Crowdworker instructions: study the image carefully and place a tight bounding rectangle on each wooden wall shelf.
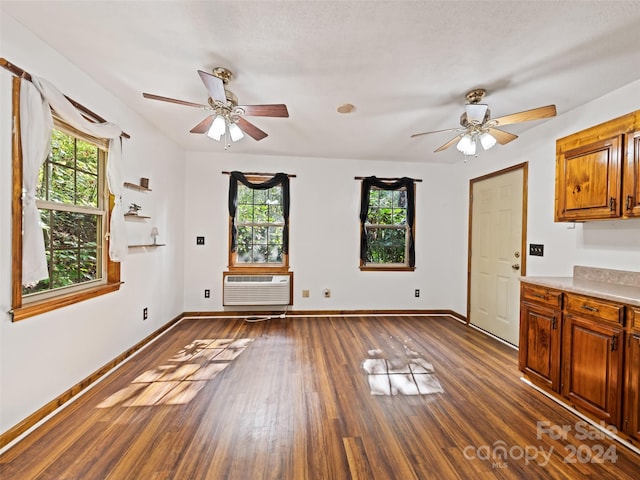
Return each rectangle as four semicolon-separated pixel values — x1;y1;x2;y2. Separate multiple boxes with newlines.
124;182;152;192
124;213;150;219
128;244;166;248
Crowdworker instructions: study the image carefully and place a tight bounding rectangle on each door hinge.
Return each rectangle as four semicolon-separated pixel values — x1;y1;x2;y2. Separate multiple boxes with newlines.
611;334;618;351
551;316;557;330
609;197;616;211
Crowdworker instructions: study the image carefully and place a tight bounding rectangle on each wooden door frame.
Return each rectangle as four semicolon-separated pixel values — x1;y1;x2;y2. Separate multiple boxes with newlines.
466;162;529;325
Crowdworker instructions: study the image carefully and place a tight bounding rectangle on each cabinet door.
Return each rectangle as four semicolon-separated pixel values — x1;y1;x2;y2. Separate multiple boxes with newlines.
562;314;623;426
555;135;623;221
624;333;640;441
623;130;640;217
519;302;561;391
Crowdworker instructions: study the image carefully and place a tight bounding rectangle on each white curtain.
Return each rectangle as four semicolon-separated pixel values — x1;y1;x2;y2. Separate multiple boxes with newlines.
20;79;52;286
20;76;128;285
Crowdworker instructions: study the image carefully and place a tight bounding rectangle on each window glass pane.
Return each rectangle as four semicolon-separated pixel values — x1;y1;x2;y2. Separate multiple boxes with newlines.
237;226;253;248
50;130;75;167
75;140;98;173
253;189;268;204
237;185;253;205
268;187;283;206
79;248;99;282
49;164;75;204
269;205;283;223
267;226;283;245
237;205;253;223
366;227;407;264
76;171;98;207
379;190;393;207
52;210;79;248
51;249;79;288
393;208;407;224
252;245;268;263
253;204;269;223
253;226;268;245
267;245;283;263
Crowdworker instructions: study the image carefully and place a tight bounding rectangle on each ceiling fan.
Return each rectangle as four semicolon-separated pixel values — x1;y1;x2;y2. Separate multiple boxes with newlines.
143;67;288;146
411;88;556;155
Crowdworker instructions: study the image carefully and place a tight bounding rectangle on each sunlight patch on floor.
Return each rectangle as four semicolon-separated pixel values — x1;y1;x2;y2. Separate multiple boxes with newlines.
96;338;253;408
362;348;444;396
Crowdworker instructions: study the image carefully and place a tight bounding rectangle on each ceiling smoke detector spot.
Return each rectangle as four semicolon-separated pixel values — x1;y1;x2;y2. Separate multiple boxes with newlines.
337;103;355;114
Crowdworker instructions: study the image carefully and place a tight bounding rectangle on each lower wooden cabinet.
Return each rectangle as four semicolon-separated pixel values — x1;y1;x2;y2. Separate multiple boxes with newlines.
624;308;640;441
520;283;639;441
561;313;624;426
519;301;562;392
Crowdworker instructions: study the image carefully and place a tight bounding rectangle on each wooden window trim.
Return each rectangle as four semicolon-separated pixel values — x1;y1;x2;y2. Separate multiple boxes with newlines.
10;77;121;322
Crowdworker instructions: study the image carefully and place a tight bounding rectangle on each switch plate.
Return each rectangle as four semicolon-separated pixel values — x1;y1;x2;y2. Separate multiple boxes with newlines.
196;236;205;245
302;290;310;298
529;244;544;256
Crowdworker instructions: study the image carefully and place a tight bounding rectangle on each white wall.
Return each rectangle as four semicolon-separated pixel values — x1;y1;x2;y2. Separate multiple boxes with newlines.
183;153;462;313
0;15;186;434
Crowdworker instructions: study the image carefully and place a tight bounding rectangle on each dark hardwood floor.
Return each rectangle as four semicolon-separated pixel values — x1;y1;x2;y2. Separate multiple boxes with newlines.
1;315;639;479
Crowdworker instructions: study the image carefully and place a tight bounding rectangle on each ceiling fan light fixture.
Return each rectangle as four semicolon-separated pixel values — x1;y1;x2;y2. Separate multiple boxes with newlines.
479;131;497;150
465;104;488;123
456;134;476;155
228;122;244;142
207;115;227;140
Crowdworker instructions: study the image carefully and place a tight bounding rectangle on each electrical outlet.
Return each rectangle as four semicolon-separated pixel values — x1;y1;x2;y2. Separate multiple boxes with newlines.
204;289;210;298
415;289;420;298
529;244;544;256
302;289;310;298
143;307;148;320
323;289;331;298
196;236;205;245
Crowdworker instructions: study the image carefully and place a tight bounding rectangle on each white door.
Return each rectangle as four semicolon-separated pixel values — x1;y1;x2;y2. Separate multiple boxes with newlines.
469;167;524;345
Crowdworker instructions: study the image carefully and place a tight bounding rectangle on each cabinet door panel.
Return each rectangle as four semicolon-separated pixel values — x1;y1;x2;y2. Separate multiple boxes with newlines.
623;130;640;217
563;315;623;425
519;302;561;391
556;136;622;221
625;334;640;440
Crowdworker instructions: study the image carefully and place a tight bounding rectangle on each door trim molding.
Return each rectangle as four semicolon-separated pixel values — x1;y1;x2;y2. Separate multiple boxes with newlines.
466;162;529;325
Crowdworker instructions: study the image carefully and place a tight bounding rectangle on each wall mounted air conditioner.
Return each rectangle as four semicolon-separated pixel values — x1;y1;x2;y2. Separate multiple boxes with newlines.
223;274;291;306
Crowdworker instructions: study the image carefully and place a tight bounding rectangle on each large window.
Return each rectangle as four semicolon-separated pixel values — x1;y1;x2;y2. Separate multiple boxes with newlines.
11;77;121;321
228;172;290;270
359;177;416;271
24;122;108;297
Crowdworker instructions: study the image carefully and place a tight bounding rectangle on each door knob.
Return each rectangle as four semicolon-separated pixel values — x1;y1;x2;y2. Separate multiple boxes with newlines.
512;264;520;271
514;251;520;258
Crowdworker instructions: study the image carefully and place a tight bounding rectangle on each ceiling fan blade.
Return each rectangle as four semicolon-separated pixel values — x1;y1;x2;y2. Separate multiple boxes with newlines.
487;127;518;145
197;70;227;103
190;115;214;134
236;117;268;141
410;127;463;139
434;134;464;152
143;92;207;109
239;104;289;118
491;105;557;127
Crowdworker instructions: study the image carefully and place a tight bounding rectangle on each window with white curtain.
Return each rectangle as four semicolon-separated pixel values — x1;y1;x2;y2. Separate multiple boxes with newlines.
23;119;109;299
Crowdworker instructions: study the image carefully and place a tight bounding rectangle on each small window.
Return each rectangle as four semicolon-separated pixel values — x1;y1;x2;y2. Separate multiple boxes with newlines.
359;177;416;271
23;121;109;299
228;172;290;270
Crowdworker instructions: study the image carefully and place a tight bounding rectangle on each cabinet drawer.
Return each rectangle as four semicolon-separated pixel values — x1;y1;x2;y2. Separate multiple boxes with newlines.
628;307;640;334
565;292;623;324
521;283;563;308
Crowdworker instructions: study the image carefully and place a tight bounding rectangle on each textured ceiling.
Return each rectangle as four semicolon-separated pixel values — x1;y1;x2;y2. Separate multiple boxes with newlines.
2;0;640;163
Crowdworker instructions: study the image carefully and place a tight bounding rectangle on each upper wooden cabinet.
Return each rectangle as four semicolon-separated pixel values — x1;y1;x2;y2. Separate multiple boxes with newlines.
555;111;640;221
624;130;640;217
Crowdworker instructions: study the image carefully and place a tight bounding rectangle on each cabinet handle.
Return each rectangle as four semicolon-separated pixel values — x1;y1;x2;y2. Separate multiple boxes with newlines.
627;195;634;211
532;293;547;300
609;197;616;211
611;334;618;351
581;305;598;313
552;317;557;330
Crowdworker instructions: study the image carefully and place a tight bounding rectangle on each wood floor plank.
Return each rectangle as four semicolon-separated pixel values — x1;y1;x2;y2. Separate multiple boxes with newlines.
1;315;639;479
